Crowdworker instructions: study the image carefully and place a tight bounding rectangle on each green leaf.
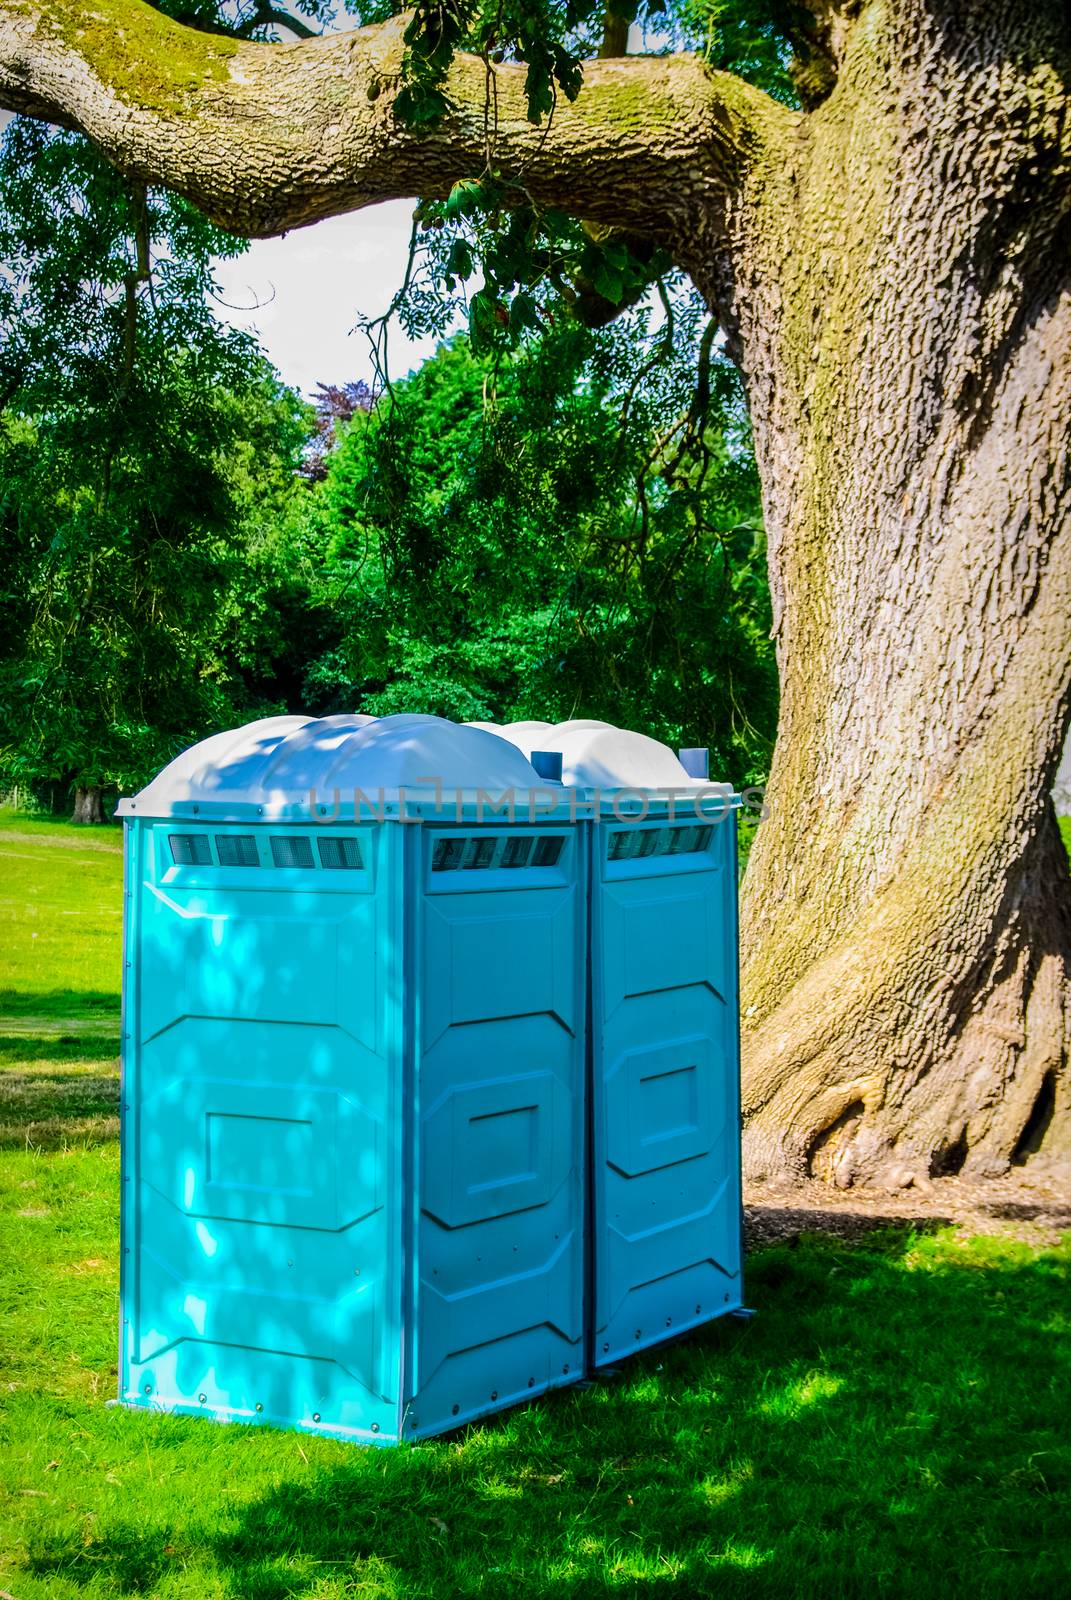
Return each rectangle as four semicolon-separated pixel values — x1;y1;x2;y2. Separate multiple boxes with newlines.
447;239;474;280
445;180;485;219
591;262;626;303
509;292;539;334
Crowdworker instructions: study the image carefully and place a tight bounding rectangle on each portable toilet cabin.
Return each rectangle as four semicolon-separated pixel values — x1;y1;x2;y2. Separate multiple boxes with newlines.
495;721;744;1366
115;714;586;1442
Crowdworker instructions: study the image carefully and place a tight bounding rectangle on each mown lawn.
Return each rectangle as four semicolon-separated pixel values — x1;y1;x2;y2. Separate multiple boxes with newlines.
1;811;1069;1598
0;809;122;1030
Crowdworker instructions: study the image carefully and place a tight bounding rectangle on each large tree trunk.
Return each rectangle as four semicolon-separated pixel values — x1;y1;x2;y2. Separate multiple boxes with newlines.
696;0;1071;1185
1;0;1068;1184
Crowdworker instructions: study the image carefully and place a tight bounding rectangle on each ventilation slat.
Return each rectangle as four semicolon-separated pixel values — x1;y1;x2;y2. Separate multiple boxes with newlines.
270;835;314;869
431;838;465;872
215;834;259;867
501;836;533;869
607;825;713;861
169;833;211;866
463;838;498;870
431;834;565;872
317;836;362;870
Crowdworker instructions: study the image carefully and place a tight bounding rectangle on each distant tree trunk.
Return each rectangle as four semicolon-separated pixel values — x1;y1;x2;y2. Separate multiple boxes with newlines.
71;785;106;825
713;0;1071;1185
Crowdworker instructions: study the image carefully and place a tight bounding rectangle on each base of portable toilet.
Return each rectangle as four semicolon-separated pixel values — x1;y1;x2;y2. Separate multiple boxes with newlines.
115;716;587;1443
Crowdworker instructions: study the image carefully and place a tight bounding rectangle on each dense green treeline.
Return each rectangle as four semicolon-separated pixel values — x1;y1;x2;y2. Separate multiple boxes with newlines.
0;116;778;815
302;326;777;783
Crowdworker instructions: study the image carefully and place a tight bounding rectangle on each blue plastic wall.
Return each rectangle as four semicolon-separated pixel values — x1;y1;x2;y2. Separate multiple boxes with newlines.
119;816;586;1442
119;820;405;1441
120;803;740;1439
589;810;743;1366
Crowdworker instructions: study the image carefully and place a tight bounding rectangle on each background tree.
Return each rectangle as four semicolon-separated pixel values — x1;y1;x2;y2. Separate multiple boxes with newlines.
0;119;314;816
1;0;1067;1182
304;378;375;482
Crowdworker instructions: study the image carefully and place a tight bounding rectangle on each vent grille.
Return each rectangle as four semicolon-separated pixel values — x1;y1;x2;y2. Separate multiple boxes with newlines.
532;835;564;867
169;833;211;866
317;836;363;870
431;834;566;872
270;835;314;869
215;834;259;867
466;838;497;870
608;825;712;862
501;835;533;869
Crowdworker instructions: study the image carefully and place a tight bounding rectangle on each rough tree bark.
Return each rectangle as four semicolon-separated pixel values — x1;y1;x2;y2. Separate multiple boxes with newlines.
1;0;1067;1183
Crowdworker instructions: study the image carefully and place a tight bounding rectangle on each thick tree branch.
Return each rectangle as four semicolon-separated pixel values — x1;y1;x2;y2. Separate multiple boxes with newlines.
0;0;791;240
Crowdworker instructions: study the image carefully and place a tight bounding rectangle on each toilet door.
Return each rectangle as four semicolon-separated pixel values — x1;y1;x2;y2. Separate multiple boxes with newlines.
407;824;586;1436
590;813;742;1366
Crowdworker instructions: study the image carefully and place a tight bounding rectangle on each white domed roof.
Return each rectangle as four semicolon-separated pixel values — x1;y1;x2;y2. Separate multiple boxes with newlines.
480;720;553;755
551;719;613;735
487;719;713;789
554;726;696;788
129;715;313;799
119;711;732;820
118;713;546;819
343;715;544;791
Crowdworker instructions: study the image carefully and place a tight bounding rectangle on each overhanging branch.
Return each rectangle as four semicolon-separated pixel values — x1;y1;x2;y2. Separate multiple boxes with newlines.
0;0;792;240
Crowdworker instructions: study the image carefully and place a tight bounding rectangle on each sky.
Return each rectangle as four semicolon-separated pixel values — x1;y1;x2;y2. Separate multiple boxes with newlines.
211;202;447;398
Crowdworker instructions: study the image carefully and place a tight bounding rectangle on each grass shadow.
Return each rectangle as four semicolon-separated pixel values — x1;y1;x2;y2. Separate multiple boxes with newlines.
0;1035;120;1064
25;1520;175;1593
18;1228;1069;1599
0;989;120;1027
0;1033;119;1148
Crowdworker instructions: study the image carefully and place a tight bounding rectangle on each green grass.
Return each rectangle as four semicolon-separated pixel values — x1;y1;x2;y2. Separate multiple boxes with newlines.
1;812;1070;1598
0;809;122;1029
1060;814;1071;865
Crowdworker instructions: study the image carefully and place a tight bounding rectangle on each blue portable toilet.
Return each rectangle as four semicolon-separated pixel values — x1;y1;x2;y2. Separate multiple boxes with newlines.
115;714;587;1442
495;720;744;1366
